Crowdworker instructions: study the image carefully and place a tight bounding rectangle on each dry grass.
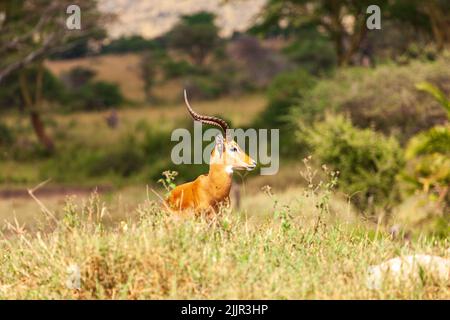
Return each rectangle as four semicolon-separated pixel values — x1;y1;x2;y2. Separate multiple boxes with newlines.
0;186;448;299
46;54;146;102
0;165;448;299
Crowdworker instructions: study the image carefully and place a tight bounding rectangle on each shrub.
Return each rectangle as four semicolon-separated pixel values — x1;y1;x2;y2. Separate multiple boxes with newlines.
100;35;161;54
282;31;336;76
405;125;450;158
39;123;191;184
41;141;144;183
71;81;124;111
402;124;450;206
401;82;450;206
294;58;450;144
61;67;96;90
255;69;316;157
184;74;229;100
305;114;404;212
227;35;288;88
0;122;14;146
0;67;69;110
260;69;316;128
162;59;198;79
167;11;219;66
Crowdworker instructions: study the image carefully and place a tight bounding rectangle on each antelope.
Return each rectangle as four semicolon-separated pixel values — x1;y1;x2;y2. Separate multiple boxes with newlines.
166;90;257;215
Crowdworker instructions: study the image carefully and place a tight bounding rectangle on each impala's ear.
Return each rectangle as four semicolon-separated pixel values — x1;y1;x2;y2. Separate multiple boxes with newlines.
215;134;224;157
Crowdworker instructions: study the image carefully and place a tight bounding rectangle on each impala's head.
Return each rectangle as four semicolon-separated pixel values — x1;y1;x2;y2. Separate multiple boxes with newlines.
184;90;256;173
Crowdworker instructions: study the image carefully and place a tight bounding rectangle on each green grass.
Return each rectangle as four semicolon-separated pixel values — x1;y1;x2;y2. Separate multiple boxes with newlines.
0;179;448;299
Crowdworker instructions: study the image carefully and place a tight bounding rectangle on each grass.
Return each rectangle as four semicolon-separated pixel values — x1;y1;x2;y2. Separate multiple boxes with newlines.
46;54;146;102
0;166;448;299
1;192;448;299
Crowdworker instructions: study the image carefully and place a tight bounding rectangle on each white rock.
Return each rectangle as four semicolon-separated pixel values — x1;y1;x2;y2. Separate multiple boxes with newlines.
366;255;450;290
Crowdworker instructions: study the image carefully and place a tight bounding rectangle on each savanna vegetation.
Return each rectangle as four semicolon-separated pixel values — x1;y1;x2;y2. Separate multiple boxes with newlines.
0;0;449;299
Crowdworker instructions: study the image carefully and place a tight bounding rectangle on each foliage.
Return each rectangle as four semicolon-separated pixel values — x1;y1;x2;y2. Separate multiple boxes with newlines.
100;36;163;55
61;67;96;90
0;66;68;110
305;114;404;212
0;122;14;146
161;59;199;79
184;74;229;100
251;0;450;65
293;59;450;143
282;28;336;75
251;0;389;66
406;126;450;158
0;0;106;82
58;67;124;111
40;125;168;182
402;82;450;206
254;69;316;157
167;11;220;66
415;81;450;119
227;35;288;88
260;69;316;128
72;81;124;111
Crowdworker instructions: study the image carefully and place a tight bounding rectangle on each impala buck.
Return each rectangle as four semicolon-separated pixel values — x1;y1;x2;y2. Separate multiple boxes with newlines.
166;90;257;215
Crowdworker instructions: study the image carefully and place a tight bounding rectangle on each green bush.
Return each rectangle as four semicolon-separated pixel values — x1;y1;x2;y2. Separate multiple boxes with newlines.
184;74;229;100
306;114;404;212
0;67;69;111
162;60;198;79
282;31;336;76
260;69;316;128
39;123;199;184
401;82;450;206
71;81;124;111
402;125;450;205
100;35;161;54
294;58;450;144
0;122;14;146
255;69;316;157
405;125;450;158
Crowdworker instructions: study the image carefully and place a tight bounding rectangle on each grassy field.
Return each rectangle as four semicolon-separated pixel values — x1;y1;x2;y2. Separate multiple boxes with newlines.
0;178;448;299
0;160;448;299
46;54;146;102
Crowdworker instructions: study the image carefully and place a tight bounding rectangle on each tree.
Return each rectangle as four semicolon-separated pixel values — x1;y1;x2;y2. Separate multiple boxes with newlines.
167;11;220;66
391;0;450;51
251;0;389;66
251;0;450;65
0;0;110;151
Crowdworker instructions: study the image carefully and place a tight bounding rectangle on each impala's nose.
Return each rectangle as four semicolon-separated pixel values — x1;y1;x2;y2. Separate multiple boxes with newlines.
247;160;257;171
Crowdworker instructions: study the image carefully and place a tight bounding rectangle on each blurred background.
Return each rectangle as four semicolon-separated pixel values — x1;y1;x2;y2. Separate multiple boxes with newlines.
0;0;449;236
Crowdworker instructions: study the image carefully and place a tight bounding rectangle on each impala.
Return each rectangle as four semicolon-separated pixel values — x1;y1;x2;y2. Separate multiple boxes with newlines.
166;90;257;215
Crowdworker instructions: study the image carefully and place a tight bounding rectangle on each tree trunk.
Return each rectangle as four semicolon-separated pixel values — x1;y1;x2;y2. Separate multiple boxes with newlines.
424;1;450;51
19;65;54;152
30;110;54;151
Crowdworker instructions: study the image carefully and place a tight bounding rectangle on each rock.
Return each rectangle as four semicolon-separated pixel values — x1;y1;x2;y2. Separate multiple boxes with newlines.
366;254;450;290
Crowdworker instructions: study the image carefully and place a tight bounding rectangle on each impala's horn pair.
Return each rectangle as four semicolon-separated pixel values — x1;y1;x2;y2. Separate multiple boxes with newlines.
184;89;231;140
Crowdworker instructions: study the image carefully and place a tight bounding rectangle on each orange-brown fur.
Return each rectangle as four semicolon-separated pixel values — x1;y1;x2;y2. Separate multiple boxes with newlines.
166;140;255;215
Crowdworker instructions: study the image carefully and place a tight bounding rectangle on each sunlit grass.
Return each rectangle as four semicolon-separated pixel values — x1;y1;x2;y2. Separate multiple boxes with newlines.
0;190;448;299
0;165;448;299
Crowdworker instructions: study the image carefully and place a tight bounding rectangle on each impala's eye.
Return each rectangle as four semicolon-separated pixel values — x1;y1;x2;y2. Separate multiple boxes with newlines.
230;147;238;152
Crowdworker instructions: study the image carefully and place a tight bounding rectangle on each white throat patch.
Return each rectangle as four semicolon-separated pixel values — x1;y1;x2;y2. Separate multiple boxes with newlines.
225;165;233;174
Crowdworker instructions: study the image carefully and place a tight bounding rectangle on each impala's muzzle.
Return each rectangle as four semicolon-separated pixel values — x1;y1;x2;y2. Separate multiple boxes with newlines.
246;160;257;171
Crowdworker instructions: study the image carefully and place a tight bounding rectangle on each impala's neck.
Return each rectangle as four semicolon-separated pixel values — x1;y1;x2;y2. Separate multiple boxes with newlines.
207;163;233;201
